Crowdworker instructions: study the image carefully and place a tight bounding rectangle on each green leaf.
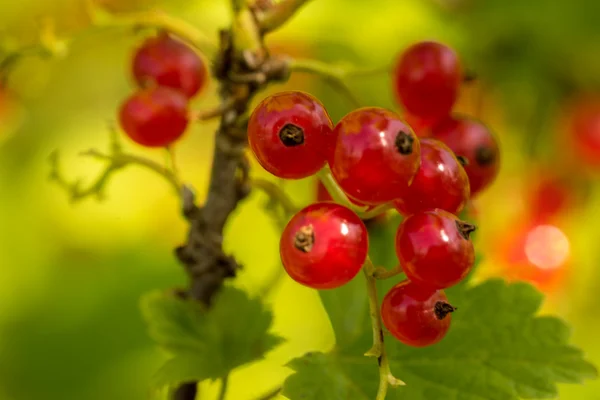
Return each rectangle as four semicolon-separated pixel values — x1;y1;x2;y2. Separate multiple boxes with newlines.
141;286;284;387
284;278;597;399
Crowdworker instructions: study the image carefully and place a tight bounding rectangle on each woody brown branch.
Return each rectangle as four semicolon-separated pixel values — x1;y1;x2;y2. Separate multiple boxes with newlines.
175;31;289;306
172;2;309;398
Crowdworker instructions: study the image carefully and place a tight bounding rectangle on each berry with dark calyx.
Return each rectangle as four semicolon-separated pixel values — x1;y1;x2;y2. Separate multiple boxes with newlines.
381;280;454;347
330;107;421;205
119;86;189;147
432;115;500;196
396;209;476;289
394;138;470;216
132;32;208;98
280;202;368;289
248;91;334;179
393;41;462;122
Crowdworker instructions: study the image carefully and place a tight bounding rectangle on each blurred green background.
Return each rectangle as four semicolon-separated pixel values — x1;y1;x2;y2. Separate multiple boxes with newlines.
1;0;600;399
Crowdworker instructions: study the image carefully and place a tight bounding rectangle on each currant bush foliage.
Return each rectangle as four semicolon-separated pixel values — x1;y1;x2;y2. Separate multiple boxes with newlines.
282;221;597;399
141;287;284;387
284;277;597;400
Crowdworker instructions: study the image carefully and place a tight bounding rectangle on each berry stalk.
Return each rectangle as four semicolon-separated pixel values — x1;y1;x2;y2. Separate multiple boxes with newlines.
363;258;404;399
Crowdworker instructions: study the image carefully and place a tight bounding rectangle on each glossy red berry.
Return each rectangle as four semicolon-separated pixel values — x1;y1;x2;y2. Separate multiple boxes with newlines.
396;209;476;289
248;91;334;179
330;107;421;204
431;115;500;196
381;280;454;347
393;41;462;122
133;32;207;98
280;202;368;289
394;138;470;216
119;86;189;147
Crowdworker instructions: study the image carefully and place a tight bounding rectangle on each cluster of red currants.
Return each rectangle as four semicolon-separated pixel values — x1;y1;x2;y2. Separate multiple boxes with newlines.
248;41;499;348
118;32;208;147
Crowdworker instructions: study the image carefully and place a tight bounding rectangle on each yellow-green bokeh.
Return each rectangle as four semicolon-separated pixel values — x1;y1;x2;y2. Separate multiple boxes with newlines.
0;0;599;399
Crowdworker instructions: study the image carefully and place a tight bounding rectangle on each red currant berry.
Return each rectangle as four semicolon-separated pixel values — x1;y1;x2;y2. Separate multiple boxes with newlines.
565;96;600;167
133;32;207;98
431;115;500;196
248;91;334;179
404;112;435;138
330;107;421;204
119;86;189;147
381;280;454;347
393;138;470;216
396;209;476;289
280;202;368;289
393;41;462;122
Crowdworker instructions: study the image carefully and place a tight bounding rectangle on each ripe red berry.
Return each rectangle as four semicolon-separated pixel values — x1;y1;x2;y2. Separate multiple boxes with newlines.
381;280;454;347
393;138;470;216
564;96;600;167
248;91;334;179
330;107;421;204
119;86;189;147
133;32;207;98
431;115;500;196
396;209;476;289
280;202;368;289
393;41;462;122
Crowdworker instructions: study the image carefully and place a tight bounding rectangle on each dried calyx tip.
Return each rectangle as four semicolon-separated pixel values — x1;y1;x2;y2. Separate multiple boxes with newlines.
395;131;414;155
294;224;315;252
475;146;496;166
455;220;477;240
434;301;456;320
456;155;469;166
279;123;304;147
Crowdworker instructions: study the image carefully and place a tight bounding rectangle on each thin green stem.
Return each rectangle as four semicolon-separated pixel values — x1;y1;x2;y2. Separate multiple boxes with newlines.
250;178;298;215
345;64;392;77
315;167;368;213
166;146;182;187
288;58;361;108
372;265;403;280
315;167;395;220
363;258;405;400
359;203;393;220
217;374;229;400
82;149;181;195
49;132;182;203
249;179;297;297
86;0;216;57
